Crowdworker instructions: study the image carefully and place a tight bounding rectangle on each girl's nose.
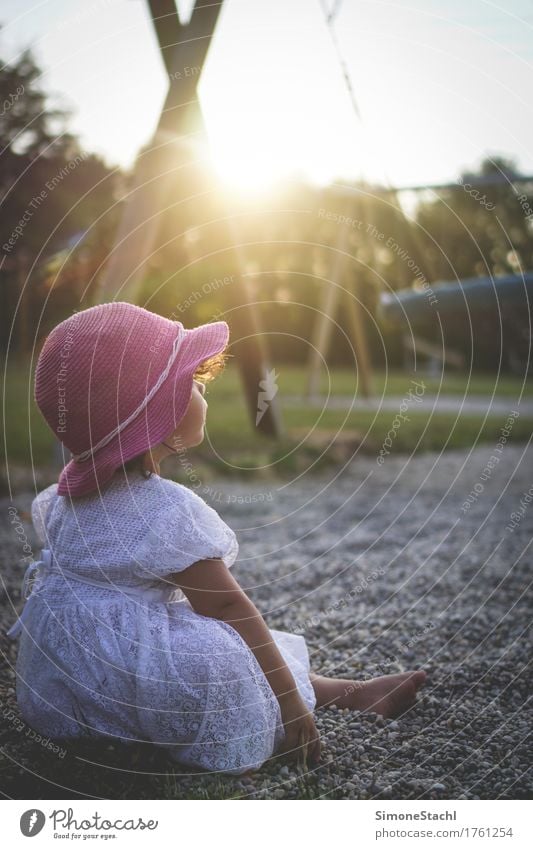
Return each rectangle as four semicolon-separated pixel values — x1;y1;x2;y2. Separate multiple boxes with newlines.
196;380;206;396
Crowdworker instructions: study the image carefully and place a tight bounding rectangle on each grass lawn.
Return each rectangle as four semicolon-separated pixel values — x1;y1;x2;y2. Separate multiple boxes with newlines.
275;366;533;401
2;359;531;473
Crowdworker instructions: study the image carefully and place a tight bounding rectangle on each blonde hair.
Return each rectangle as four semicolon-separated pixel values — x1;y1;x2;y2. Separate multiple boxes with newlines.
191;350;231;384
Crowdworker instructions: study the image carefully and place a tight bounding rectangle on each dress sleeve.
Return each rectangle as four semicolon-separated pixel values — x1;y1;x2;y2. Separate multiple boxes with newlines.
31;483;59;545
131;484;239;580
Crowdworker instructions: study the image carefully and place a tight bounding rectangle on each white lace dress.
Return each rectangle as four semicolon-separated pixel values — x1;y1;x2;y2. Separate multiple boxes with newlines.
9;473;316;775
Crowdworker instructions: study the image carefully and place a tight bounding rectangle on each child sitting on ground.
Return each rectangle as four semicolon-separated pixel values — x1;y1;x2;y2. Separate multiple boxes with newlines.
7;302;426;774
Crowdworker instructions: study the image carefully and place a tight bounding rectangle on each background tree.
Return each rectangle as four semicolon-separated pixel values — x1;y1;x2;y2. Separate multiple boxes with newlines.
0;37;120;356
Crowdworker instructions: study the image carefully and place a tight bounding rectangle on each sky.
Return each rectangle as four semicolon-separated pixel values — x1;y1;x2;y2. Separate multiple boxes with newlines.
1;0;532;192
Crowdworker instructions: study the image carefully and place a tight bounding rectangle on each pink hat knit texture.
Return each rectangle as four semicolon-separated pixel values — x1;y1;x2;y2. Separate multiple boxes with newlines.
34;302;229;497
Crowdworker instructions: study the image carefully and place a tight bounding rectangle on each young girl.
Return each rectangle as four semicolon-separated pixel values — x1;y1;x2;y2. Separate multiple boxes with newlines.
7;302;426;775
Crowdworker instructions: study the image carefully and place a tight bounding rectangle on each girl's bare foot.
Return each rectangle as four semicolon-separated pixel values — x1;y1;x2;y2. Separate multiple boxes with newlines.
309;670;427;719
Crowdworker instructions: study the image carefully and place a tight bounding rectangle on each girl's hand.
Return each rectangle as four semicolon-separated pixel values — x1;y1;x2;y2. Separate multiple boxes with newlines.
278;693;321;768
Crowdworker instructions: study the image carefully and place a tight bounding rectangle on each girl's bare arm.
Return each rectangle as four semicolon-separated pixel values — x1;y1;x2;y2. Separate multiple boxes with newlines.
168;558;302;703
166;558;320;764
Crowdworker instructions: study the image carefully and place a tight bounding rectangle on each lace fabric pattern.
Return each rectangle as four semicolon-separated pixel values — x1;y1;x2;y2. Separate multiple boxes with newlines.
12;473;316;775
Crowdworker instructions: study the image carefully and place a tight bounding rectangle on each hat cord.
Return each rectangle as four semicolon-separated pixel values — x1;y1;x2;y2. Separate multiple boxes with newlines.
162;441;180;453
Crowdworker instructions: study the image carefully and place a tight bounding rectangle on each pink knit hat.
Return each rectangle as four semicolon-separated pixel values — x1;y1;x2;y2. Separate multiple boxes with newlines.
34;302;229;497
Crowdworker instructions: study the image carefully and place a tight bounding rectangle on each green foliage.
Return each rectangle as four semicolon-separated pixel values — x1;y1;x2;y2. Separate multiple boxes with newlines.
416;155;532;280
0;37;121;355
3;361;530;477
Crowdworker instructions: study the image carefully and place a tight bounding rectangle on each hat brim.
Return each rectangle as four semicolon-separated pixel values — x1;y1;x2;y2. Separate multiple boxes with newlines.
57;320;229;498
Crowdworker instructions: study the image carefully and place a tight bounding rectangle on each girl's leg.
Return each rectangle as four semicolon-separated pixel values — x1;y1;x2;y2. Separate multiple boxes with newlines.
309;669;427;719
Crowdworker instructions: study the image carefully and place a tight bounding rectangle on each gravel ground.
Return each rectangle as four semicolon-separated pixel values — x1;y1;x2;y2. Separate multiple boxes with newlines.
1;444;531;800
